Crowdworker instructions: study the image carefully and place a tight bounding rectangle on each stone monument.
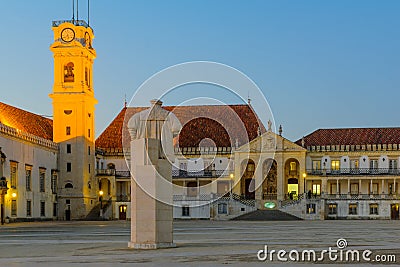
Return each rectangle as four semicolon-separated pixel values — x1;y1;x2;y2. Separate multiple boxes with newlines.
127;99;181;249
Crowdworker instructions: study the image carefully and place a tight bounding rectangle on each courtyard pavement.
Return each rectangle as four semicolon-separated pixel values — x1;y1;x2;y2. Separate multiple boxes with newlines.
0;220;399;266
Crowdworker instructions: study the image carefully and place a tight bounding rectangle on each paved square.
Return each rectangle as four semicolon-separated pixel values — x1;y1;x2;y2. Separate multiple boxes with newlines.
0;220;399;266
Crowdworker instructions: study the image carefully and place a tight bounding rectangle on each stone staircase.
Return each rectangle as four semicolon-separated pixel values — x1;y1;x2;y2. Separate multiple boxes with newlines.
232;209;302;221
85;198;113;221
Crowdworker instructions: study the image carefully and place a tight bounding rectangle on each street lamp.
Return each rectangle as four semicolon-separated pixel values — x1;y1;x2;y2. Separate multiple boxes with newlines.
303;173;307;196
0;177;9;225
99;190;104;217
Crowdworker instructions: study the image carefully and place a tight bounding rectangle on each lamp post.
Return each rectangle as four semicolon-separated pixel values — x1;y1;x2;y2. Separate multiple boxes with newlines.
99;190;104;218
303;173;307;197
0;177;9;225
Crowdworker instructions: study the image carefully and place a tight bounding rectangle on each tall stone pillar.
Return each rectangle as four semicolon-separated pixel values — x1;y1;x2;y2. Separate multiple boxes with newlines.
127;100;181;249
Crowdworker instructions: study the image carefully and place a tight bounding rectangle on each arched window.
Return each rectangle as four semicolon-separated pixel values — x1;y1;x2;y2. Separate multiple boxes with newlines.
65;183;73;189
64;62;74;82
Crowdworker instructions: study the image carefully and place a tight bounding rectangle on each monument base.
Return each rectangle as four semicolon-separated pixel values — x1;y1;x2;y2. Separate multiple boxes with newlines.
128;242;177;250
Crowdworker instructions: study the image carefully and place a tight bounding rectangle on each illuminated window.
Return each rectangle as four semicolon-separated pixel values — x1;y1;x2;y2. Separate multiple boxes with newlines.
351;160;359;169
312;184;321;196
328;203;337;215
349;203;358;215
306;203;316;214
290;162;297;171
370;203;378;215
331;160;340;170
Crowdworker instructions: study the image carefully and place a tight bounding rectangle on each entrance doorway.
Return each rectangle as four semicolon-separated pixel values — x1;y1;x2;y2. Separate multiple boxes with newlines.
65;209;71;221
287;178;298;200
245;178;255;199
119;205;127;220
391;204;399;220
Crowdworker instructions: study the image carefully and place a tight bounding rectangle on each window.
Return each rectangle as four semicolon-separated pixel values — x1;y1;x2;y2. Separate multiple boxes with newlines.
39;169;45;192
389;160;397;170
88;164;91;173
66;126;71;136
370;160;378;169
64;62;74;82
370;183;379;194
290;162;297;171
312;161;321;170
389;183;397;195
67;144;71;154
66;199;71;204
349;203;358;215
53;203;58;217
67;163;71;172
370;203;378;215
51;171;57;194
312;184;321;196
88;146;90;155
88;129;91;138
351;160;359;169
65;183;73;189
350;183;359;195
27;200;32;217
182;206;190;216
40;201;45;217
331;160;340;170
10;161;18;188
218;203;228;214
11;200;17;216
25;166;32;191
306;203;316;214
328;203;337;215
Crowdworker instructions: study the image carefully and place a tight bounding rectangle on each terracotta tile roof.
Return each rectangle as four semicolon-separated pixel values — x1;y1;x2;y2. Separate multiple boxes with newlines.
297;128;400;147
95;104;265;151
0;102;53;141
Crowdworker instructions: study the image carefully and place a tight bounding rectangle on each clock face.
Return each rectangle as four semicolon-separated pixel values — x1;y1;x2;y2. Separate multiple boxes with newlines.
61;28;75;42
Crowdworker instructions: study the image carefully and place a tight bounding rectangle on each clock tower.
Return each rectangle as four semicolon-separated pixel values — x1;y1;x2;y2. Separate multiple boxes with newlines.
49;20;98;220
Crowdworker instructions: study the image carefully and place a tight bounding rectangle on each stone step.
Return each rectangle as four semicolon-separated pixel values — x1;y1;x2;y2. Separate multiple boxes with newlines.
232;209;302;221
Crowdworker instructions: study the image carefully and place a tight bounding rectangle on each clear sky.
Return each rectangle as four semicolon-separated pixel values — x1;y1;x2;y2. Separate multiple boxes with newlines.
0;0;399;141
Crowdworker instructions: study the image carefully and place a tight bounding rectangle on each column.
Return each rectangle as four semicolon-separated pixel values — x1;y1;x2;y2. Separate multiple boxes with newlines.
336;179;339;195
381;179;385;194
370;179;373;195
359;179;362;195
394;178;397;195
348;179;351;194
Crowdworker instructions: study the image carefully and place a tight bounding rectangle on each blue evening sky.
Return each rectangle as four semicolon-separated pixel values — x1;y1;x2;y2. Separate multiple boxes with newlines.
0;1;399;141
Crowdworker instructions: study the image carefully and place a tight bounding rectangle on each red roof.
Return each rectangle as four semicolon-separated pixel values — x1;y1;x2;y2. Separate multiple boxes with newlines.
298;128;400;147
95;104;265;151
0;102;53;141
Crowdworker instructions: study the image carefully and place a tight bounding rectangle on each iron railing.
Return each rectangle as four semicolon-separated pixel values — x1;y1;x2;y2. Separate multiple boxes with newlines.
52;20;89;28
172;170;231;178
307;168;400;176
96;169;115;176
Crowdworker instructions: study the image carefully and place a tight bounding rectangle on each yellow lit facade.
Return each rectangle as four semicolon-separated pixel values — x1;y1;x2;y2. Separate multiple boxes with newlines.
49;21;98;219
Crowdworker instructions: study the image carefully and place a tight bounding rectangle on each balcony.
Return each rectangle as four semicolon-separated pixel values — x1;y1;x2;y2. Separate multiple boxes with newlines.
96;169;115;176
307;168;400;176
172;170;232;178
52;20;89;28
